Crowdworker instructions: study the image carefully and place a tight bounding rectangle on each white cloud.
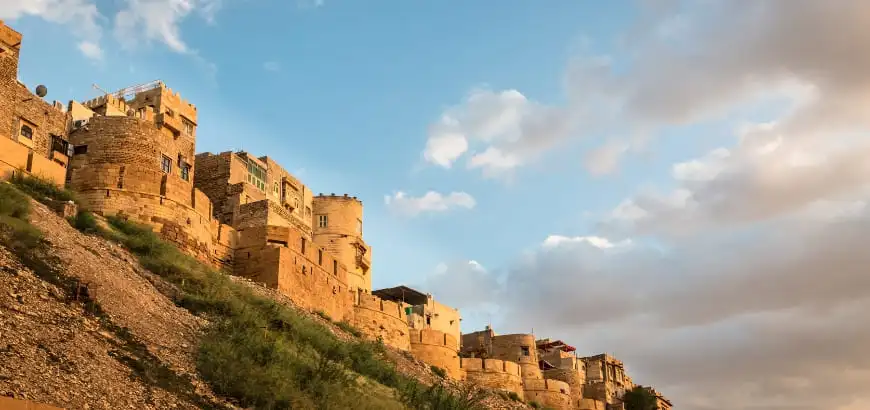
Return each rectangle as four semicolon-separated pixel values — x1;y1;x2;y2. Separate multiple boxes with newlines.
421;88;572;179
114;0;222;53
422;0;870;181
542;235;631;249
263;61;281;72
384;191;476;217
77;40;103;60
0;0;104;60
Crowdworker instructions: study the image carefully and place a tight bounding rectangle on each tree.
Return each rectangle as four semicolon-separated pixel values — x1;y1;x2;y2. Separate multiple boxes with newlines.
623;386;659;410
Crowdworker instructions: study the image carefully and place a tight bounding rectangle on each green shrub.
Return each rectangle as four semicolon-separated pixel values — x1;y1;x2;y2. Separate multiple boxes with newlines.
70;211;102;234
0;183;42;250
104;216;422;409
399;380;486;410
0;182;30;219
430;365;447;379
335;320;363;338
529;401;542;409
507;391;521;402
10;173;76;204
314;310;331;321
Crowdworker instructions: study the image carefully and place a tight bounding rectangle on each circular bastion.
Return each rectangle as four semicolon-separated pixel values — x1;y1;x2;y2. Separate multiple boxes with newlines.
523;378;572;410
543;367;586;406
461;358;524;399
410;329;464;380
351;293;410;351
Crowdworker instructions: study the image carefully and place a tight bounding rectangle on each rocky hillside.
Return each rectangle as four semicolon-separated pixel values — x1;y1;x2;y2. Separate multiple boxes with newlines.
0;181;527;410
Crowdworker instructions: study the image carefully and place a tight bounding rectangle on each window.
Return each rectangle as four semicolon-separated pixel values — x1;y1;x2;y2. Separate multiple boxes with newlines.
73;145;88;155
137;108;146;119
357;219;362;234
333;260;338;274
273;182;279;197
161;155;172;174
318;249;323;265
166;108;175;117
245;159;266;191
19;124;33;140
318;214;328;228
50;134;68;155
182;119;194;134
520;346;530;357
180;164;190;181
301;237;307;254
305;206;312;218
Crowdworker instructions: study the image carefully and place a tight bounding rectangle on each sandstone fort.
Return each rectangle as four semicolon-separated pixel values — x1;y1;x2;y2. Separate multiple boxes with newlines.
0;20;671;410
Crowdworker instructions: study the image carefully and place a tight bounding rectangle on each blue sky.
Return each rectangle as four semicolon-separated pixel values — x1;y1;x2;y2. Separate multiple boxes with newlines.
12;0;658;292
7;1;870;408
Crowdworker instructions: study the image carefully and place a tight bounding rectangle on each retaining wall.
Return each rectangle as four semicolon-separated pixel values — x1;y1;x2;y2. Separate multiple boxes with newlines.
461;358;523;399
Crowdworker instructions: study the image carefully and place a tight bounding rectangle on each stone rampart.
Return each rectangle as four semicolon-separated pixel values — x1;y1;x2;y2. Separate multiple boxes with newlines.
67;116;215;263
491;334;542;380
524;378;572;410
352;293;410;350
409;328;464;380
461;358;524;399
234;224;353;321
577;398;607;410
544;368;585;406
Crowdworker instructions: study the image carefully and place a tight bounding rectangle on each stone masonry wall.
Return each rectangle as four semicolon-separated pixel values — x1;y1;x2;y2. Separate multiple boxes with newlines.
0;21;20;146
461;358;524;399
352;293;410;351
490;334;543;380
68;116;214;263
544;368;585;408
233;224;353;321
524;378;572;410
409;329;464;380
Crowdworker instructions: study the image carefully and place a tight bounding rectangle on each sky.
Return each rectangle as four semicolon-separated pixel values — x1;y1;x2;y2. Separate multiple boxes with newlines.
4;0;870;409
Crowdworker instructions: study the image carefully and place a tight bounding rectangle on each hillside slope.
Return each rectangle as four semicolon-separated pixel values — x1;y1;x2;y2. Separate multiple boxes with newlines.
0;190;528;410
1;198;232;409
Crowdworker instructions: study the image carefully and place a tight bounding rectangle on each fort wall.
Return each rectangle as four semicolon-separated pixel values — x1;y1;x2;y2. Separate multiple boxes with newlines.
577;398;606;410
409;329;464;380
352;293;410;350
490;334;542;380
233;223;353;321
67;115;214;263
523;378;572;410
543;368;585;407
461;358;524;399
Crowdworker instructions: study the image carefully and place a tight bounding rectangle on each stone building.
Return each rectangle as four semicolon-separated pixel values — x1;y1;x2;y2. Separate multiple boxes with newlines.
66;81;229;265
582;353;636;407
0;20;71;185
372;285;462;342
313;193;371;292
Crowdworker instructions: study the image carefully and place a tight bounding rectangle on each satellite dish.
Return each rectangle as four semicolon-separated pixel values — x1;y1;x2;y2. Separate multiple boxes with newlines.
35;85;47;98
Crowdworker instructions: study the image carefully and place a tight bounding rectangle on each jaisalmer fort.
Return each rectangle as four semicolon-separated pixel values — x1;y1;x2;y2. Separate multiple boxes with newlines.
0;20;670;410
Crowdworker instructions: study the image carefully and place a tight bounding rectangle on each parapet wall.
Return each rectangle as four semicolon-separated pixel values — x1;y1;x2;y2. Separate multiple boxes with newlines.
410;329;464;380
352;293;410;350
461;358;524;399
523;378;572;410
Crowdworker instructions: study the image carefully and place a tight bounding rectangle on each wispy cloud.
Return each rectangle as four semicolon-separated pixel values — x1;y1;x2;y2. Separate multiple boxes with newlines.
384;191;476;217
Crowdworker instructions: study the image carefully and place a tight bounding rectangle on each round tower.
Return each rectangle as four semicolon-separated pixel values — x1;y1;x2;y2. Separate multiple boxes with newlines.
312;193;371;292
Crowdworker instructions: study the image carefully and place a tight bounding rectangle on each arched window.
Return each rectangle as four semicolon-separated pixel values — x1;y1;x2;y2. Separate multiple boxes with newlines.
20;124;33;139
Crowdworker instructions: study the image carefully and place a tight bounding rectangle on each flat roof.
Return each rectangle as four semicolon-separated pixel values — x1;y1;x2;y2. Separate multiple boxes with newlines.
372;285;428;306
